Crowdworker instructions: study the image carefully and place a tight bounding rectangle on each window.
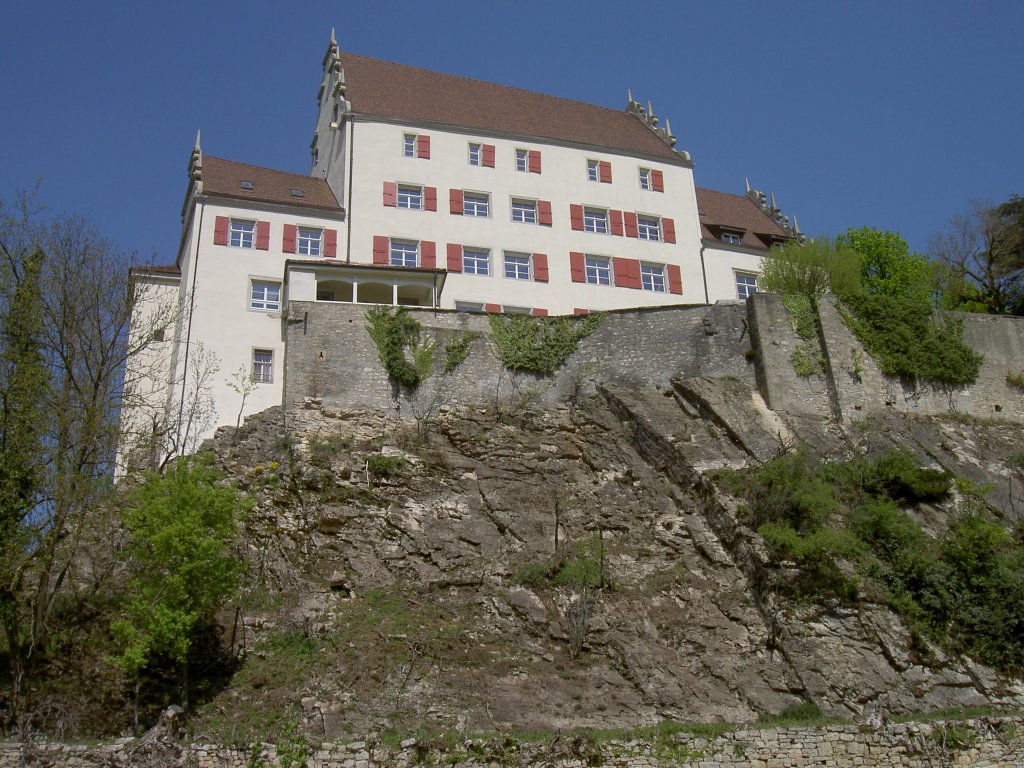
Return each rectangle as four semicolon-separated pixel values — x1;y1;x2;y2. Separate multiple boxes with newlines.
250;281;281;311
721;232;743;245
390;240;419;267
297;228;322;256
584;208;608;234
463;192;489;217
402;133;430;158
587;160;600;182
511;199;537;224
637;215;661;241
229;220;255;248
639;168;652;191
252;349;273;384
504;252;531;280
397;185;423;210
455;301;484;312
515;149;528;172
468;143;481;166
462;247;490;275
316;289;335;301
403;134;416;157
640;264;666;292
736;272;758;300
585;256;610;285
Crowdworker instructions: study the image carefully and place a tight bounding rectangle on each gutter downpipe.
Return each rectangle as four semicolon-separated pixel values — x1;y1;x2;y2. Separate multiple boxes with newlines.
345;119;355;264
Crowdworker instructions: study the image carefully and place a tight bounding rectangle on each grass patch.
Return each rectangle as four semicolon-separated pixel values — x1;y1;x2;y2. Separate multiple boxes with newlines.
513;537;609;590
756;703;848;728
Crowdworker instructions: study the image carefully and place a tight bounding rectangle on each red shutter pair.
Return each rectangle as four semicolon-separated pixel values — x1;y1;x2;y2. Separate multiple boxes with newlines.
372;236;433;266
613;258;642;289
212;216;269;249
282;224;337;257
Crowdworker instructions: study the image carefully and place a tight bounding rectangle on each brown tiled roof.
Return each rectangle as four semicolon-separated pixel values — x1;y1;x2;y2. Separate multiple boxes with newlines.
338;52;683;162
130;264;181;276
200;156;342;211
695;188;790;250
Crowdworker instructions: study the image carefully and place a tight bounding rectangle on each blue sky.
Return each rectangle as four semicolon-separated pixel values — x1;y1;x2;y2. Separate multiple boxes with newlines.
2;1;1021;263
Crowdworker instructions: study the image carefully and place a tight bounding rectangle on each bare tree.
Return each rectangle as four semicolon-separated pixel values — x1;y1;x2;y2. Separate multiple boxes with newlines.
0;192;181;727
929;196;1024;314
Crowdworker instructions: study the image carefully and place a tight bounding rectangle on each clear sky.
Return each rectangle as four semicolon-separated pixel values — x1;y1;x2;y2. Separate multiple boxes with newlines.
2;1;1021;264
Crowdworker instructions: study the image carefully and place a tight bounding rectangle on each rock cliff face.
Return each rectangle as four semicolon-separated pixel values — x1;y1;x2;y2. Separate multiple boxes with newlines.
196;371;1024;740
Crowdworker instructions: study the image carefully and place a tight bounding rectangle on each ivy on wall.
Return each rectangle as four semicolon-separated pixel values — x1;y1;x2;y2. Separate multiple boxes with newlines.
365;307;480;390
488;313;605;375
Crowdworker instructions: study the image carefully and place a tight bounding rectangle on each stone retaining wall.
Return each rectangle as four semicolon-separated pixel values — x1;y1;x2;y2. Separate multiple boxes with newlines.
4;718;1021;767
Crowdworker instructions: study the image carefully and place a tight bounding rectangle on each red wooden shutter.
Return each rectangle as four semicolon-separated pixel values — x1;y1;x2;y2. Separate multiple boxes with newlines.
482;144;495;167
612;258;631;287
416;134;430;158
256;220;270;250
662;217;676;244
624;211;639;238
599;161;612;183
213;216;229;245
538;200;552;226
382;181;397;207
667;264;683;295
531;307;549;317
528;150;541;173
424;186;437;211
484;303;502;314
573;308;589;315
609;209;624;236
446;243;463;272
372;235;389;264
420;240;436;268
532;253;549;282
652;169;664;192
626;259;642;289
570;204;584;231
449;189;464;214
569;251;586;283
324;228;338;258
282;223;297;253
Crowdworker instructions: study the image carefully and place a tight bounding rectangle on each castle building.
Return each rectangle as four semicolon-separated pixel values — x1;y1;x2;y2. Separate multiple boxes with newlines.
121;33;798;464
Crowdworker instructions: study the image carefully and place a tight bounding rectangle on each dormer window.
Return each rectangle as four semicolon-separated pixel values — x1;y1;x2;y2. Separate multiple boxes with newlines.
240;181;254;191
721;232;743;245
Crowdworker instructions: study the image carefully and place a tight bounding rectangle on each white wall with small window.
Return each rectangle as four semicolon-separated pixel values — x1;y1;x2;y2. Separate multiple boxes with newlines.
702;242;765;304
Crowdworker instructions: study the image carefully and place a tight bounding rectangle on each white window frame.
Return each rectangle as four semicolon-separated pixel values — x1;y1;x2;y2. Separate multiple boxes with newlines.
455;301;484;312
639;168;652;191
463;192;490;217
504;252;531;281
252;349;274;384
721;232;743;245
640;264;666;292
462;247;490;276
249;280;282;312
736;271;759;300
468;143;482;166
637;215;661;242
585;256;611;286
403;134;417;158
297;227;322;256
389;239;419;267
397;184;423;210
515;148;528;172
504;306;531;315
511;199;537;224
583;207;608;234
229;220;255;249
587;159;600;182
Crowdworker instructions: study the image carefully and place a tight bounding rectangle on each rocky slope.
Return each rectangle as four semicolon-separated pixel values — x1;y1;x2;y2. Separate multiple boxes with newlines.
194;377;1024;742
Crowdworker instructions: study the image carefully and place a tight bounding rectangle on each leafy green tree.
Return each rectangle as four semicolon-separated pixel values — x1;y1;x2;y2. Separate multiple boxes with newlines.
758;237;861;298
112;455;246;714
929;195;1024;314
835;227;933;301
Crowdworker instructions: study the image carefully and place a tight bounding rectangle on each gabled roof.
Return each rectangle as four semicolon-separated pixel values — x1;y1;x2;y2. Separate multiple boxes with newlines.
200;156;342;211
337;52;683;163
696;188;790;250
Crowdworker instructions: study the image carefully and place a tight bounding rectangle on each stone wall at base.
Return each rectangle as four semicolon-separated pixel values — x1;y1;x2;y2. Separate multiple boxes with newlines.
4;717;1022;767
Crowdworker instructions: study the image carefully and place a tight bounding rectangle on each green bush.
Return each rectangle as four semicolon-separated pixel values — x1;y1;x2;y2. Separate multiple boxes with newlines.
513;538;606;590
366;454;406;477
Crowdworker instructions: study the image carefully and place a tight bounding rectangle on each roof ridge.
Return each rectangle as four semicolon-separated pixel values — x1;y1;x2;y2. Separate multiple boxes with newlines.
340;51;630;119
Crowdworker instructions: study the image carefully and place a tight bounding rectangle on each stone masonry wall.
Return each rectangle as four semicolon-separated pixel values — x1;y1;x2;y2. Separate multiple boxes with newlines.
5;718;1022;767
284;301;756;414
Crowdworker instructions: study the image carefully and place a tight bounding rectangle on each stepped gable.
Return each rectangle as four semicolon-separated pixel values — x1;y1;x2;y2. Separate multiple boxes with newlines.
696;187;789;249
200;155;342;211
337;51;682;162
